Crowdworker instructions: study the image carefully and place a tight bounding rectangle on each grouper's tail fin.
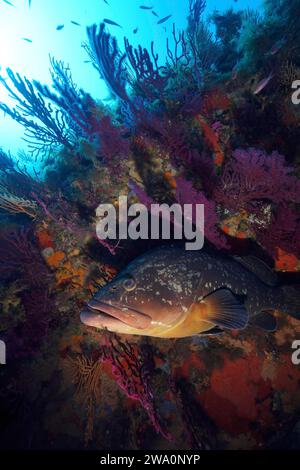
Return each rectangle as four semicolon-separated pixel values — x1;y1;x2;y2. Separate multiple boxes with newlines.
279;285;300;319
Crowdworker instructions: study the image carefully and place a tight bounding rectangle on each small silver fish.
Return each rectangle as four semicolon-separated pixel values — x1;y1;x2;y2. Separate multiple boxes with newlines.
71;20;81;26
157;14;172;25
140;5;153;9
56;24;65;31
103;18;122;28
253;72;274;95
152;11;159;17
133;27;139;34
22;38;32;43
81;246;300;338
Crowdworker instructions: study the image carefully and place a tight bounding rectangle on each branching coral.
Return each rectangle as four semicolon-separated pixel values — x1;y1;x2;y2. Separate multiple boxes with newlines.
0;167;48;207
0;184;37;218
130;176;228;250
175;177;228;249
237;0;300;74
278;61;300;94
124;39;168;100
86;23;129;102
131;143;300;258
166;24;190;71
0;69;74;158
0;148;15;171
212;148;300;256
184;149;217;195
254;204;300;258
0;226;51;286
188;0;206;29
0;227;54;358
87;18;206;119
209;9;243;74
67;333;171;444
67;354;103;445
146;114;191;159
187;0;220;83
34;58;105;137
0;152;45;201
214;148;300;212
94;114;130;162
0;0;300;450
100;333;171;440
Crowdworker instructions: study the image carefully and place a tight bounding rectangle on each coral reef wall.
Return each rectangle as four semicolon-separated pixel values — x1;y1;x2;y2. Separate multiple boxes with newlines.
0;0;300;450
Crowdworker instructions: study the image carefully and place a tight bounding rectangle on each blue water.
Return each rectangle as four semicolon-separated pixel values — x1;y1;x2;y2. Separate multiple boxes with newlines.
0;0;262;155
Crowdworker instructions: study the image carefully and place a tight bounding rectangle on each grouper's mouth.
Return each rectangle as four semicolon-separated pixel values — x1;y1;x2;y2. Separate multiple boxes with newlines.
80;299;152;330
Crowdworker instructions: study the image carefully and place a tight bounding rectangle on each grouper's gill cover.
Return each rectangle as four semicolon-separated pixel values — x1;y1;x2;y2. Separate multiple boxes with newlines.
80;247;300;338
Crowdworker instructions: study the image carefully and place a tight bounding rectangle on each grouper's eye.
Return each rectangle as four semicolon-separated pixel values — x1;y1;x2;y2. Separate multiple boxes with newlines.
122;275;136;292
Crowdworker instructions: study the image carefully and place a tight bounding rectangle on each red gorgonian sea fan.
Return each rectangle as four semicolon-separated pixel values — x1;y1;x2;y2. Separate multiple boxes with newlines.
0;226;51;286
0;227;54;358
214;148;300;212
93;333;172;440
96;115;130;161
254;204;300;258
176;177;228;249
130;177;228;250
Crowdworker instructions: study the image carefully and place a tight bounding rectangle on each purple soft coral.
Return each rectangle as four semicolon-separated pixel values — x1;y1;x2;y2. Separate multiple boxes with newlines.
255;204;300;258
213;148;300;257
87;23;129;102
0;227;51;286
0;227;54;358
95;115;130;161
214;148;300;211
176;177;228;249
130;177;228;250
97;333;172;440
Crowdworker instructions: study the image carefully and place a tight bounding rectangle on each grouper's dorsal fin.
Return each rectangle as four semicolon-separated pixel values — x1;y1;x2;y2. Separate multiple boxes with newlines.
192;288;249;330
234;255;278;287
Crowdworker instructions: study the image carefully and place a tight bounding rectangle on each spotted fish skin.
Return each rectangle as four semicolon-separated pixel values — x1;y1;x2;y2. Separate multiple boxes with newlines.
80;246;298;338
188;251;276;316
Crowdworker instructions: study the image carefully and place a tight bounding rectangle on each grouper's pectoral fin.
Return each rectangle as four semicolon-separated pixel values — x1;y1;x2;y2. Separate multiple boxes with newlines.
192;288;249;330
197;326;224;336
